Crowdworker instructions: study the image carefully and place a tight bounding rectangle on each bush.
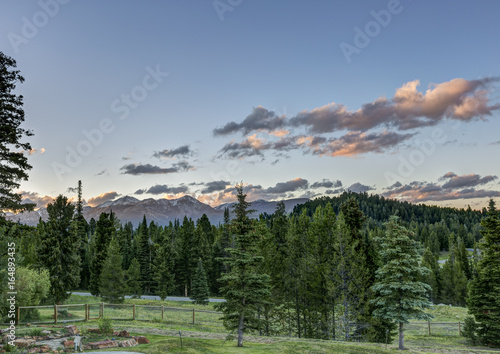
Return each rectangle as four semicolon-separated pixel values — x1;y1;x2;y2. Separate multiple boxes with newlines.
98;317;113;335
462;316;478;345
27;328;43;337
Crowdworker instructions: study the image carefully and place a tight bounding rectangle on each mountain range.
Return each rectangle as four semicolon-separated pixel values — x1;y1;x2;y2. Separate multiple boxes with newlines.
5;196;309;226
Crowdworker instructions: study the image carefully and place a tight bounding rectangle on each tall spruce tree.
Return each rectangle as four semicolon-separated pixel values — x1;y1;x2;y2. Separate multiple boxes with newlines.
74;181;90;290
216;185;270;347
468;199;500;347
420;247;441;303
370;216;433;350
191;258;210;305
99;237;126;303
126;258;142;298
89;212;115;296
0;51;35;217
153;240;175;301
38;195;80;304
177;216;196;296
330;212;370;341
136;215;153;294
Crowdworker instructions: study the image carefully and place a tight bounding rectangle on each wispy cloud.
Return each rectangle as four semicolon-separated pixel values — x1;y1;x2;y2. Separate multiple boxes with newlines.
214;106;286;136
120;161;193;175
135;184;189;195
213;77;499;160
347;182;374;194
88;191;120;207
153;145;194;159
383;172;500;203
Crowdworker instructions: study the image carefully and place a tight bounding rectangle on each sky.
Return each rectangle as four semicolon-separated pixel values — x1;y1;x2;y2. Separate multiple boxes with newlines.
1;0;500;210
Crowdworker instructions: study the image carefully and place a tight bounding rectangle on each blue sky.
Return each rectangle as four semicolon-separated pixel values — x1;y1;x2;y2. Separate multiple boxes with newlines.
1;0;499;209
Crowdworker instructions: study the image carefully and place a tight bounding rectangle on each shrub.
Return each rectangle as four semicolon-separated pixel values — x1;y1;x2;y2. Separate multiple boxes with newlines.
98;317;113;335
462;316;478;345
27;328;43;337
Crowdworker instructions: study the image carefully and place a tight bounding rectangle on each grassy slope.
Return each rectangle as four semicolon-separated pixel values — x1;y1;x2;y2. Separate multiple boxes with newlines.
22;294;497;353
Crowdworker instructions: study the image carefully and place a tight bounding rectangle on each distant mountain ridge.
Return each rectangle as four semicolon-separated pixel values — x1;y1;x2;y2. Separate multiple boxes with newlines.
6;196;309;226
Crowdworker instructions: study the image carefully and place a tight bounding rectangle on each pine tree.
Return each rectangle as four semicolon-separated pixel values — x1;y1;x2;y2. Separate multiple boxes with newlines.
99;237;126;303
216;185;271;347
38;195;81;304
468;199;500;347
191;258;210;305
370;216;433;350
0;51;35;216
89;212;115;296
74;181;90;290
153;241;175;301
177;216;196;296
420;247;441;303
126;258;142;298
330;212;371;341
136;216;153;294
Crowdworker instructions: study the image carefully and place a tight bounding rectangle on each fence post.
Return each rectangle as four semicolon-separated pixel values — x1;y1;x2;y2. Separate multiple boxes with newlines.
54;305;58;324
133;304;136;321
100;303;103;319
458;321;461;336
161;306;164;321
428;321;431;336
15;307;19;325
192;308;195;324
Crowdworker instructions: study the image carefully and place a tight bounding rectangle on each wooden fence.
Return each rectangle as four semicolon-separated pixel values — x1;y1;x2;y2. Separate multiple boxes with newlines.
13;303;224;331
10;304;464;337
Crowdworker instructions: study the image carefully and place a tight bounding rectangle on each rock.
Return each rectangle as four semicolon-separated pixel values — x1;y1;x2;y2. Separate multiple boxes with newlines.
88;340;118;350
114;330;130;337
41;330;51;334
13;338;36;347
134;336;150;344
64;325;77;336
118;338;138;347
63;340;74;348
88;328;101;334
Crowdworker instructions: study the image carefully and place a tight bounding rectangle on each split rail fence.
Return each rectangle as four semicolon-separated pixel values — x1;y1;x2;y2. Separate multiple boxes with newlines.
13;303;224;331
10;304;463;337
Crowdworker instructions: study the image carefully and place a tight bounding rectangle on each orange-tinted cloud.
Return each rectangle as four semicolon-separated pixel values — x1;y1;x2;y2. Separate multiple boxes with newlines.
88;191;120;207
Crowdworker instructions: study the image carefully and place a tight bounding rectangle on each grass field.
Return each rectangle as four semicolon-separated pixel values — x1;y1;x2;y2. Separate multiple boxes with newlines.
14;295;500;353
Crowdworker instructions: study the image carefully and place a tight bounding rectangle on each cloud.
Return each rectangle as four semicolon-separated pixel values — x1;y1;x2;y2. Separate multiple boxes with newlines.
213;78;499;160
216;131;410;159
347;183;374;194
213;106;286;136
201;180;231;194
88;191;120;207
20;191;53;209
310;179;342;189
153;145;193;159
135;184;189;195
439;172;497;190
290;78;499;133
325;188;345;195
265;178;309;194
383;172;500;203
121;161;193;175
67;187;78;193
312;131;413;157
96;169;107;176
489;140;500;145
